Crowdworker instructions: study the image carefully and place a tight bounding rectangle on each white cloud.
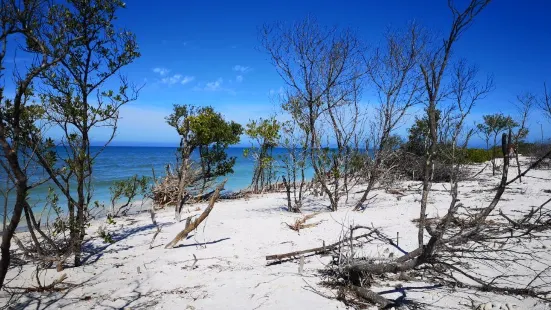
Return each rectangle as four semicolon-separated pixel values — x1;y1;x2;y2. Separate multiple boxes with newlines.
157;74;195;86
232;65;250;73
161;74;182;85
205;78;223;91
181;76;195;85
193;78;235;94
153;67;169;76
236;75;243;83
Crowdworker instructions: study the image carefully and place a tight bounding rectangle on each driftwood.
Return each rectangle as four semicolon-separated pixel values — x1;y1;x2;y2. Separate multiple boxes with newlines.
286;213;321;232
164;181;226;249
149;209;162;249
266;230;377;261
351;285;393;308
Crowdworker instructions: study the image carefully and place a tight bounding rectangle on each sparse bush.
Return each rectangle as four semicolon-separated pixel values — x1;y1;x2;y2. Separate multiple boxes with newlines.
97;226;114;244
108;175;150;217
244;116;281;193
465;148;493;163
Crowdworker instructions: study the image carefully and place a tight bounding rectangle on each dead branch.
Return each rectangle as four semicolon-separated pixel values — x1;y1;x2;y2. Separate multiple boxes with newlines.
286;213;322;232
149;208;162;249
350;285;393;308
506;147;551;185
164;181;226;249
266;230;377;261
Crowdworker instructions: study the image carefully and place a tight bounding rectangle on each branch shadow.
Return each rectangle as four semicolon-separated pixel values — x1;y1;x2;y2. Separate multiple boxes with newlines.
174;237;230;248
4;273;98;310
81;223;156;265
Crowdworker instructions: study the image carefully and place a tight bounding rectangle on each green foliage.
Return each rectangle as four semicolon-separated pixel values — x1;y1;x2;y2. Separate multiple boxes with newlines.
97;226;114;244
244;117;281;192
34;0;140;266
188;107;242;146
477;113;518;174
404;110;441;156
478;113;518;143
110;175;149;203
245;117;281;148
109;175;150;217
166;104;243;192
465;148;493;163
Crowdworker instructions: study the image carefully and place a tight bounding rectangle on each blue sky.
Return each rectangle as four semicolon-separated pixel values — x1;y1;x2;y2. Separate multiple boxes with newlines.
4;0;551;147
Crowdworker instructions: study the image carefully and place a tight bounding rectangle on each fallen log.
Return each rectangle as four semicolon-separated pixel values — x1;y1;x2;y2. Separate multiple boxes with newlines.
351;285;393;308
165;180;226;249
266;231;377;261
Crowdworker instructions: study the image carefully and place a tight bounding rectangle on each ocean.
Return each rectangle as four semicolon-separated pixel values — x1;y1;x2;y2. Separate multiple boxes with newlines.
1;146;314;215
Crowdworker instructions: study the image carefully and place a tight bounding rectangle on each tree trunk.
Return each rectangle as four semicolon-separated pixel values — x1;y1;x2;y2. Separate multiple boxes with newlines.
0;191;25;290
515;152;522;182
0;130;29;289
492;135;497;176
282;176;293;212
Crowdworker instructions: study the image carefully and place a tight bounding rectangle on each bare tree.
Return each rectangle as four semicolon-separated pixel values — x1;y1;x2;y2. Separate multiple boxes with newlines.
280;116;309;212
541;82;551;121
284;130;551;307
261;18;365;211
417;0;491;247
510;92;535;181
353;23;425;210
440;60;493;161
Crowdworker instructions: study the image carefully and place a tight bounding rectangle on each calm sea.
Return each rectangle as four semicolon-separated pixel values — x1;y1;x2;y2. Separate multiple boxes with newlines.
2;147;314;215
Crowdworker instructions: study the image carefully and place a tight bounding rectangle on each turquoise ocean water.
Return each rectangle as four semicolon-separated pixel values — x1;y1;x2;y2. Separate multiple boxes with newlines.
2;147;314;215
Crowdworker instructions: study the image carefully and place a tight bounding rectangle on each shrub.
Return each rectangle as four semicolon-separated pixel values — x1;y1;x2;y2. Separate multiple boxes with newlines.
465;148;493;163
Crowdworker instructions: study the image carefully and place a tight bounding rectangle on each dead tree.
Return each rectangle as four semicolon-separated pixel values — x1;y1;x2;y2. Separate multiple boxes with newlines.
317;135;551;307
417;0;491;247
280;117;309;212
261;18;365;211
511;92;535;182
353;23;425;210
541;82;551;121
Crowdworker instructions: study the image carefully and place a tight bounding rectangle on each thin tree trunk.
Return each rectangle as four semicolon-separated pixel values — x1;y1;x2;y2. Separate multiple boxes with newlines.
0;131;29;289
515;152;522;182
0;192;24;290
282;176;292;212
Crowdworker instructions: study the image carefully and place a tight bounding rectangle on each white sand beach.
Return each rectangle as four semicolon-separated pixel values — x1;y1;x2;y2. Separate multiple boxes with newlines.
2;158;551;310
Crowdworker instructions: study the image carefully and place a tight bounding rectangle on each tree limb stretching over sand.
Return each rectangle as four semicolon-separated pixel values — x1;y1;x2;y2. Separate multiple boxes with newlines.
165;181;226;249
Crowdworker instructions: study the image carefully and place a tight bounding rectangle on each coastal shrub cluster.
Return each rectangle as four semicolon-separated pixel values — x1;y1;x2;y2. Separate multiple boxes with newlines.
465;148;493;163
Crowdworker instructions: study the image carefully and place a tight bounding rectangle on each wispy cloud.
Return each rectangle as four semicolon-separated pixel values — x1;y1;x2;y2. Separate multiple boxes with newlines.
153;67;195;86
233;65;250;73
236;75;243;83
205;78;223;91
194;78;235;94
153;67;169;76
161;74;182;85
181;76;195;85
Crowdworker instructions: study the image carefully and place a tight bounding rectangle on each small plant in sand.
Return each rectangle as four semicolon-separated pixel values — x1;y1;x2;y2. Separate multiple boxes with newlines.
108;175;150;218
